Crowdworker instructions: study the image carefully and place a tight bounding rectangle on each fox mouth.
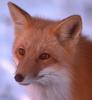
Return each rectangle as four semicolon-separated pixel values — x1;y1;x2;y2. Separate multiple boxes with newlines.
18;75;45;86
18;74;57;86
19;82;30;85
17;68;60;86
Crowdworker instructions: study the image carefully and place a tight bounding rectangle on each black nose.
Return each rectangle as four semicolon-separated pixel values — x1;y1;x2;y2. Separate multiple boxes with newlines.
14;74;24;82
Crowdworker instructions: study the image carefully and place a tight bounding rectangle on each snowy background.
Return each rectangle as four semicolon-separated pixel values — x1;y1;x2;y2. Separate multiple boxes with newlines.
0;0;92;100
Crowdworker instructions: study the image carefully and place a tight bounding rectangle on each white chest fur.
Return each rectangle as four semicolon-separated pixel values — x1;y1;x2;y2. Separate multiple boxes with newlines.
27;67;72;100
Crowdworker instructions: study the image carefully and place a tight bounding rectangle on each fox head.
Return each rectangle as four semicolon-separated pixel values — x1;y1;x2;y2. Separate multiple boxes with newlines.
8;2;82;85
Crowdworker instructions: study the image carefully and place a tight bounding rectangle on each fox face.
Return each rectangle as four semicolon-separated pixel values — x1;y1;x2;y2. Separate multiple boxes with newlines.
8;2;82;87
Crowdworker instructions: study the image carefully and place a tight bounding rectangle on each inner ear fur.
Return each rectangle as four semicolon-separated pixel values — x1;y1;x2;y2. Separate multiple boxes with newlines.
54;15;82;46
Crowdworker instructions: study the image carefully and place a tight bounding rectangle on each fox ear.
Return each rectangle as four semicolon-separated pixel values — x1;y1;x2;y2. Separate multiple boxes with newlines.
8;2;31;31
55;15;82;46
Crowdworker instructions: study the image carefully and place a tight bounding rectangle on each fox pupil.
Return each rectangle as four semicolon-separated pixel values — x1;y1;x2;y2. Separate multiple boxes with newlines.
39;53;50;60
18;48;25;56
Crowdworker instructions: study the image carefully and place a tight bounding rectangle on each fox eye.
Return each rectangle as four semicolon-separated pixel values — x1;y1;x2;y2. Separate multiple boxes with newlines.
18;48;25;56
39;53;50;60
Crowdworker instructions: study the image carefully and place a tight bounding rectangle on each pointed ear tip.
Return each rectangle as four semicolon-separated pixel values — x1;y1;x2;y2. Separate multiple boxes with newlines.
72;15;82;22
8;2;13;7
8;2;14;10
8;2;16;9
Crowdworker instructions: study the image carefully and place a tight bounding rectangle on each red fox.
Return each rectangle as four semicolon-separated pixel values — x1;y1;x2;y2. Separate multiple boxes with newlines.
8;2;92;100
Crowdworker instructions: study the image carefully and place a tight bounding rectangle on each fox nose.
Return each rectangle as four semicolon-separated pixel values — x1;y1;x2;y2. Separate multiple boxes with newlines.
14;74;24;82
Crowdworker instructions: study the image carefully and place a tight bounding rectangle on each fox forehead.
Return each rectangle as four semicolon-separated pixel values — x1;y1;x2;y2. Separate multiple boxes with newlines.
14;18;58;50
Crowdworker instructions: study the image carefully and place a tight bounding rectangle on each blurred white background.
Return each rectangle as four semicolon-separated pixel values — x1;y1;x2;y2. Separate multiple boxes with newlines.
0;0;92;100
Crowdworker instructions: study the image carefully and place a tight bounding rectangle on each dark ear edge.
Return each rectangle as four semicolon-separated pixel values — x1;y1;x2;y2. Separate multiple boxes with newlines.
8;2;31;19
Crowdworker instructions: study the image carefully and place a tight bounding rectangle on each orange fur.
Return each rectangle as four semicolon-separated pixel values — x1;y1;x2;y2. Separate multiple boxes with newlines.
8;2;92;100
